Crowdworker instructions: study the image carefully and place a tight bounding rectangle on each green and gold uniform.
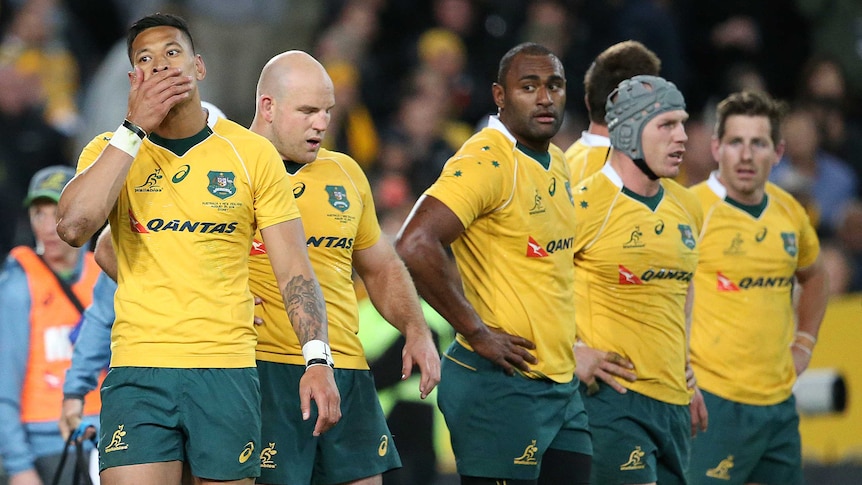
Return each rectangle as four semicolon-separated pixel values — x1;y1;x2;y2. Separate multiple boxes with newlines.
249;148;400;485
427;116;590;480
687;173;819;485
564;132;611;184
573;163;702;484
77;117;298;479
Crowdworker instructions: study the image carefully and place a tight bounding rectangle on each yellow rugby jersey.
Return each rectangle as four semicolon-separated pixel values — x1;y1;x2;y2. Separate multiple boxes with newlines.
424;116;579;383
76;117;299;368
573;164;702;405
251;149;381;369
690;173;820;405
564;132;611;184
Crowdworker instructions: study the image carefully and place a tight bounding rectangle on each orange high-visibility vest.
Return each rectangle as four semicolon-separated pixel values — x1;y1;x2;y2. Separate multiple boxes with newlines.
10;246;104;422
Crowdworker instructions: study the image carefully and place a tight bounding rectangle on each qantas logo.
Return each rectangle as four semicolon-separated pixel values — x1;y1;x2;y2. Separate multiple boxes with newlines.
716;272;740;291
250;236;355;254
250;239;266;255
618;265;694;284
129;210;148;233
525;236;573;258
306;235;354;249
618;265;643;285
526;236;549;258
128;211;238;234
716;272;793;290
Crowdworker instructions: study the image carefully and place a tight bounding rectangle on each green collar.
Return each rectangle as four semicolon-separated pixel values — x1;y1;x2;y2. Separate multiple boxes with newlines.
622;185;664;211
516;142;551;170
725;194;768;218
148;125;213;156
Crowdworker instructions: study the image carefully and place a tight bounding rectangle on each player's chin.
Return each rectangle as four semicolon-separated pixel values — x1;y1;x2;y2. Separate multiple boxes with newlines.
300;148;320;163
532;123;560;140
663;164;682;179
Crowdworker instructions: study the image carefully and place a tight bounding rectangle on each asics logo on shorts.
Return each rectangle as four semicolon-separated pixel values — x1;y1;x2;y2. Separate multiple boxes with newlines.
378;435;389;456
239;441;255;463
104;424;129;453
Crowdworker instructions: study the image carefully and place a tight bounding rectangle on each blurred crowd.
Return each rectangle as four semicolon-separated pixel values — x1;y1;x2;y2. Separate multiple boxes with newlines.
1;0;861;295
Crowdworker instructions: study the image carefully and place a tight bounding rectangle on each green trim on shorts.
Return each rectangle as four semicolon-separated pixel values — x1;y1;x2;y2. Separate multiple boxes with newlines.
687;389;802;485
257;361;401;485
99;367;261;480
438;342;591;480
581;381;690;485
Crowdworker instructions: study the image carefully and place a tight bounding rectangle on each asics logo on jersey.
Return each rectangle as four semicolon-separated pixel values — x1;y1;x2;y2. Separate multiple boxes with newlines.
525;236;573;257
172;164;191;183
755;227;767;242
293;182;306;198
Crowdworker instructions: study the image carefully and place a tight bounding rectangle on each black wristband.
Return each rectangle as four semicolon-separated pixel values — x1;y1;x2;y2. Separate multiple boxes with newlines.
122;119;147;140
306;358;333;369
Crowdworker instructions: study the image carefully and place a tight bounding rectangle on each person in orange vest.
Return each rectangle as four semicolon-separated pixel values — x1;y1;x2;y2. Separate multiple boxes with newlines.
0;165;103;484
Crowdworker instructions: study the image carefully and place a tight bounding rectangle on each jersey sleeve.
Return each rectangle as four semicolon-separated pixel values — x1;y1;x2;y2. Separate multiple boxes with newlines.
424;153;509;229
76;132;113;173
349;160;381;251
795;197;820;269
252;142;301;231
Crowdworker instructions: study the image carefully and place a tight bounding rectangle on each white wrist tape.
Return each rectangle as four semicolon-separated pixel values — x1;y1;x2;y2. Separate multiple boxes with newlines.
796;331;817;345
302;339;334;368
108;123;143;158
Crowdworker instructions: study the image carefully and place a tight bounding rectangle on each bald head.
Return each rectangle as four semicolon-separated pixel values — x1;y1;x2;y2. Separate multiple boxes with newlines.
256;50;333;100
251;50;336;164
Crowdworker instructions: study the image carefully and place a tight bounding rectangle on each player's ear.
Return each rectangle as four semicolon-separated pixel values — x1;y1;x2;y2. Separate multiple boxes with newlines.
492;82;505;112
194;54;206;81
710;136;721;164
773;139;785;164
257;95;275;122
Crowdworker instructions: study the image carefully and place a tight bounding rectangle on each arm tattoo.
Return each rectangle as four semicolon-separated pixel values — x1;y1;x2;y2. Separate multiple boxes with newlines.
284;274;327;344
